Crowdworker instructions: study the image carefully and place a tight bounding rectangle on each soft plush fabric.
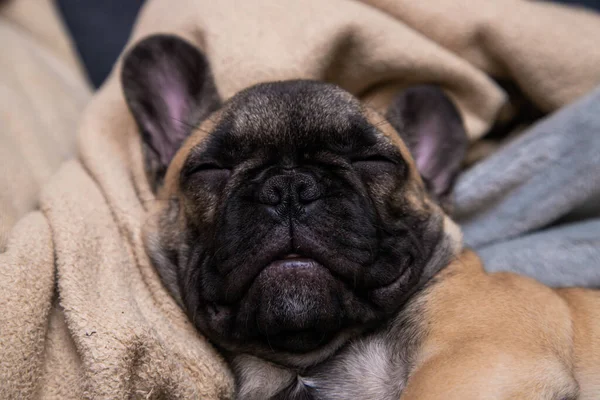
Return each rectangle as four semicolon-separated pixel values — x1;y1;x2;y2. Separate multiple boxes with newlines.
0;0;91;250
454;86;600;287
1;0;600;398
362;0;600;113
53;0;600;90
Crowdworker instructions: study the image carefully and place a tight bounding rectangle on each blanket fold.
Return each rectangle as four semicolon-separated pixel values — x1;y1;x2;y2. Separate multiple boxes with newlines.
1;0;600;398
0;212;54;398
454;86;600;287
362;0;600;112
0;0;91;249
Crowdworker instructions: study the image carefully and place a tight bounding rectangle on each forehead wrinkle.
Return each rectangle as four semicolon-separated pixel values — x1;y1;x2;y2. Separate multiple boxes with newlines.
231;94;289;138
223;82;365;147
169;82;411;179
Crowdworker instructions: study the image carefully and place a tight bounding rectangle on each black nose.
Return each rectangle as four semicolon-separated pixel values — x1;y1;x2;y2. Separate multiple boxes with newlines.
258;172;320;208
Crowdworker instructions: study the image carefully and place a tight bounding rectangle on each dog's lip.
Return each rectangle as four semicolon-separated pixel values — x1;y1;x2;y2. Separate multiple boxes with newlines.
278;248;327;265
283;253;302;259
274;252;323;267
258;252;325;278
267;258;320;270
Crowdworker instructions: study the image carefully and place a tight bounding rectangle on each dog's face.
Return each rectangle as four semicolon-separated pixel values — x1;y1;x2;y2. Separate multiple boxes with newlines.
122;35;466;367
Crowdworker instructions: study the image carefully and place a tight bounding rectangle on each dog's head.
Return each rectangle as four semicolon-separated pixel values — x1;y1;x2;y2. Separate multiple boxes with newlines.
122;35;466;367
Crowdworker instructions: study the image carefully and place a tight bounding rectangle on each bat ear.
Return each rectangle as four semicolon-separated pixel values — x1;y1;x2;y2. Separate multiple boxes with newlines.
386;85;468;207
121;34;220;190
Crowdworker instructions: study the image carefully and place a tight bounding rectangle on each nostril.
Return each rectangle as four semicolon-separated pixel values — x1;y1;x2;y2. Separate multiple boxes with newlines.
296;178;320;204
259;175;287;206
259;185;282;206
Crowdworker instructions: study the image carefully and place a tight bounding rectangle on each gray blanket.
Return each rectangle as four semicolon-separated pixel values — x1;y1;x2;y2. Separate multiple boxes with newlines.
454;86;600;288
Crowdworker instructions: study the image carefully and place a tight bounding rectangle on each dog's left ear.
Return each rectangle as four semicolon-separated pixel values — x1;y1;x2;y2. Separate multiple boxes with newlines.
385;85;468;206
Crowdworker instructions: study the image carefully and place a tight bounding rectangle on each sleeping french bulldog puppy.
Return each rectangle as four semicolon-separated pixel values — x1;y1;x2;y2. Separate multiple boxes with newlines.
122;34;600;399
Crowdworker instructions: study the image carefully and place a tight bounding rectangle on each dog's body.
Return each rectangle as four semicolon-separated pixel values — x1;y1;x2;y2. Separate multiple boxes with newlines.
120;34;600;399
232;250;600;400
401;252;600;400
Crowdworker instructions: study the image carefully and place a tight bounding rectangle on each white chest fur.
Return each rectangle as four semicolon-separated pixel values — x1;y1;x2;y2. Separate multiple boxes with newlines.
234;334;411;400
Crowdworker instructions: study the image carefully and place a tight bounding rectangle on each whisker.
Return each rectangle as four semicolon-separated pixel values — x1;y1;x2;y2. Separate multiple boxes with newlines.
169;116;213;135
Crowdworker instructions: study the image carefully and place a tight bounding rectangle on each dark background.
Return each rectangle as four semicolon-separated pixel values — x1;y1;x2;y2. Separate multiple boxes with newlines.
56;0;600;89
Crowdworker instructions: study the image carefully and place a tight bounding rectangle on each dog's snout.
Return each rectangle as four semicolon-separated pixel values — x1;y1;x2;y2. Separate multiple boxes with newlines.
258;172;320;208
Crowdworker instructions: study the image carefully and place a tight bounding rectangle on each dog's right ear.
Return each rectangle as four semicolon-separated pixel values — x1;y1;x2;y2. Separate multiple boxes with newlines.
121;34;220;190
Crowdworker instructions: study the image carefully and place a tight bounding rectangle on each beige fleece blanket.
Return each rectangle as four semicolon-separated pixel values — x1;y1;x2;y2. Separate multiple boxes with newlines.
1;0;600;398
0;0;91;250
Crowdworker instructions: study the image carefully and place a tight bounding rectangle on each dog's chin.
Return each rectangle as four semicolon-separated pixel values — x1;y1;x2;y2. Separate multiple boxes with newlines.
198;256;385;365
241;257;345;353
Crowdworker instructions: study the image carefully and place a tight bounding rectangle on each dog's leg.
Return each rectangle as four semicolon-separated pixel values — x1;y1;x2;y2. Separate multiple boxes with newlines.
556;288;600;399
399;250;579;400
400;349;577;400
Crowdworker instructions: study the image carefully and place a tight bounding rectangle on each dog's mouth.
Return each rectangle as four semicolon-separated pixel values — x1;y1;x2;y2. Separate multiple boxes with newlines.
264;257;321;275
227;251;347;352
283;253;302;259
268;253;320;270
269;247;339;272
201;245;419;357
254;250;330;284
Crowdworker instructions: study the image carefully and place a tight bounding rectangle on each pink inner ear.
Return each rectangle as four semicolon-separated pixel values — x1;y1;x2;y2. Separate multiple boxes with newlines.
414;119;453;195
416;134;435;170
147;66;192;164
164;83;186;125
158;72;188;132
151;53;191;136
414;120;438;178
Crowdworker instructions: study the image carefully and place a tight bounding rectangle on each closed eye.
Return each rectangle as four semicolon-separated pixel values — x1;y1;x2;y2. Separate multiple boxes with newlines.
351;154;398;165
350;153;406;179
183;162;232;179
